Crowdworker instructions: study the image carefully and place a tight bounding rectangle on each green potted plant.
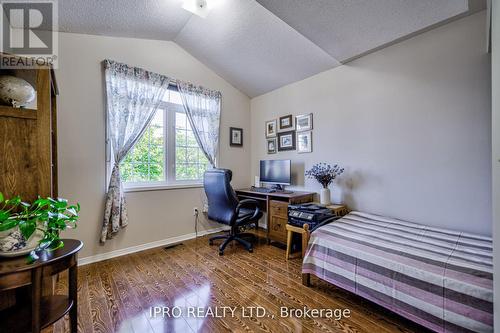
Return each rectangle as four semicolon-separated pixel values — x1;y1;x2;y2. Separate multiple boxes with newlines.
0;193;80;261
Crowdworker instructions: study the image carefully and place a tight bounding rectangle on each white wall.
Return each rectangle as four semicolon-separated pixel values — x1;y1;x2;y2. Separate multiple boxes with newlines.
491;0;500;329
56;33;251;259
251;12;491;235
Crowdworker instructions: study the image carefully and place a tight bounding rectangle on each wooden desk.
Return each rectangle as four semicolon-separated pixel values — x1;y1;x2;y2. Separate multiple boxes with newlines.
0;239;83;333
235;189;314;244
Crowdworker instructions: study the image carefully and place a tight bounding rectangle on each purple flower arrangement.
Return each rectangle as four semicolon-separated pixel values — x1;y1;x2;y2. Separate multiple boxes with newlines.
305;163;345;189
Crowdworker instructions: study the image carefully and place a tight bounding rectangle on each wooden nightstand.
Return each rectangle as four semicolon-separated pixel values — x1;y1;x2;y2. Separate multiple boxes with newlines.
323;204;350;217
285;203;348;260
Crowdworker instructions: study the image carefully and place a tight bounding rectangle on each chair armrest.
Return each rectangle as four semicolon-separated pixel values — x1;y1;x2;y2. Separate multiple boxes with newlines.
236;199;261;221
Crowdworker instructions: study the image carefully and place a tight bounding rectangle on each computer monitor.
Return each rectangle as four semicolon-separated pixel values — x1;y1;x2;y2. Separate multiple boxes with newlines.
260;159;291;187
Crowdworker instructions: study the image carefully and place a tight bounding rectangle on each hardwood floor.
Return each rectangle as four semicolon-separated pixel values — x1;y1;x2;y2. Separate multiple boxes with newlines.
46;233;429;333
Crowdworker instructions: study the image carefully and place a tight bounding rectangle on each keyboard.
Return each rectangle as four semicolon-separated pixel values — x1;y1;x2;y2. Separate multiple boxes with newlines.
250;186;276;193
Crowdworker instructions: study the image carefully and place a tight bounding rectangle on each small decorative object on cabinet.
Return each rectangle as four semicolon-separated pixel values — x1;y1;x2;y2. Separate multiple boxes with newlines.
0;193;80;261
296;113;313;132
305;163;344;205
0;75;36;108
297;131;312;153
267;138;277;154
229;127;243;146
265;119;277;137
279;114;294;131
278;130;296;151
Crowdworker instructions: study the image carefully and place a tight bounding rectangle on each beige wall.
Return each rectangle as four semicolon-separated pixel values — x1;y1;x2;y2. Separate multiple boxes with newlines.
491;0;499;329
56;33;251;259
251;12;492;235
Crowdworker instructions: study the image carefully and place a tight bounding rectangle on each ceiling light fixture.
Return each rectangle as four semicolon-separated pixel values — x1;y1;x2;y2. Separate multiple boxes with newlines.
182;0;213;18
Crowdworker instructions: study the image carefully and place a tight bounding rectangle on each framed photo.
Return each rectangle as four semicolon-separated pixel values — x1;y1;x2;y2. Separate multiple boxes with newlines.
296;113;313;132
279;114;294;131
278;131;296;151
267;138;277;154
297;131;312;153
230;127;243;147
265;119;277;137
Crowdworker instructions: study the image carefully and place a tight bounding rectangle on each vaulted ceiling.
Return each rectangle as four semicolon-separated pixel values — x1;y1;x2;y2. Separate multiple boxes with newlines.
58;0;485;97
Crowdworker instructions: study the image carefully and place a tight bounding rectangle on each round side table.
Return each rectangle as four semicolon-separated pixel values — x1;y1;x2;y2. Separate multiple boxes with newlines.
0;239;83;333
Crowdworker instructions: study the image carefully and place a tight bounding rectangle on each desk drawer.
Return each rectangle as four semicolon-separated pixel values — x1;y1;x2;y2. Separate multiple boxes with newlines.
269;216;287;243
270;200;288;218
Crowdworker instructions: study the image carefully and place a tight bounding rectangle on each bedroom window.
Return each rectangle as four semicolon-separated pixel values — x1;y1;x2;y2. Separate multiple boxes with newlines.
121;88;210;189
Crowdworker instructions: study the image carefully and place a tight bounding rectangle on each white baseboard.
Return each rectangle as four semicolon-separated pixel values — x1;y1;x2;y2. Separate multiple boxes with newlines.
78;226;229;266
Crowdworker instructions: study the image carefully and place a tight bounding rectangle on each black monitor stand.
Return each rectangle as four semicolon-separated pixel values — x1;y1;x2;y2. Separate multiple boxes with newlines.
272;184;285;191
272;184;293;194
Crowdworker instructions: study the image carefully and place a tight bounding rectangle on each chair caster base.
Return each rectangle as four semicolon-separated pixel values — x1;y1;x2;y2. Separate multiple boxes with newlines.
248;248;253;253
219;251;224;256
209;240;214;245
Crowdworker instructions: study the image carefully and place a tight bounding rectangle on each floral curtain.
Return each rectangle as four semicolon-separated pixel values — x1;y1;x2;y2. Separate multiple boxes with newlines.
101;59;170;243
177;81;222;167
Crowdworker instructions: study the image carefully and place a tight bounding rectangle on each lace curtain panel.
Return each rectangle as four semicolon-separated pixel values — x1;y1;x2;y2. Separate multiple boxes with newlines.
101;59;170;243
177;80;222;167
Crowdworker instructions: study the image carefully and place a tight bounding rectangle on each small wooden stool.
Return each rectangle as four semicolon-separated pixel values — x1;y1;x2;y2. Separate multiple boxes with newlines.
285;204;349;260
286;223;310;260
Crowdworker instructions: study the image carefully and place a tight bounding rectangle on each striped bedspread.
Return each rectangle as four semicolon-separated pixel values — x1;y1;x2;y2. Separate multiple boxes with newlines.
302;211;493;333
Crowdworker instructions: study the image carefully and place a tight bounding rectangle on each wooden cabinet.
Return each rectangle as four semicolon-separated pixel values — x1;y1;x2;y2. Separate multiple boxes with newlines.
0;56;58;201
266;195;313;245
269;200;288;243
0;54;58;311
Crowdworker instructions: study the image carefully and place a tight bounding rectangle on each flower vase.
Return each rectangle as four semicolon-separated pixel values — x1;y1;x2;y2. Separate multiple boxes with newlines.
320;188;331;205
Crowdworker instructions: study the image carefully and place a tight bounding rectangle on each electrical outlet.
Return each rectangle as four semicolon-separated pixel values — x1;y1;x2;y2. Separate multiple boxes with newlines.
193;207;199;216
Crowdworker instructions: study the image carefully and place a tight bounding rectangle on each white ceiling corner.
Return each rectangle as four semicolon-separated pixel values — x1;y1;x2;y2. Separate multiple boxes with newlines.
58;0;482;97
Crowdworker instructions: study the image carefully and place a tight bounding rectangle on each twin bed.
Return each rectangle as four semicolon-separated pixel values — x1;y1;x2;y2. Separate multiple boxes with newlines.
302;211;493;333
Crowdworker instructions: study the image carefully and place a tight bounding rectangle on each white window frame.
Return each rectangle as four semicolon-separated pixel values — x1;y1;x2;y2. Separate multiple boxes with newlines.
123;95;208;192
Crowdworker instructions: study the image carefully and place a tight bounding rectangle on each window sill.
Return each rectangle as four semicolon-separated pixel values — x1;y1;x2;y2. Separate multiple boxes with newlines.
124;183;203;193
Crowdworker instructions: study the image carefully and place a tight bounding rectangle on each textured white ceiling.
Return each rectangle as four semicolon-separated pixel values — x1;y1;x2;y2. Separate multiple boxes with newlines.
58;0;480;97
255;0;470;62
59;0;192;40
174;0;339;97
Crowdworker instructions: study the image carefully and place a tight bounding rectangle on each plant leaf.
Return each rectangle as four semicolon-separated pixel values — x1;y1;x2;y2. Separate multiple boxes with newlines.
0;219;18;231
18;220;36;239
49;240;64;251
0;193;3;204
0;211;9;222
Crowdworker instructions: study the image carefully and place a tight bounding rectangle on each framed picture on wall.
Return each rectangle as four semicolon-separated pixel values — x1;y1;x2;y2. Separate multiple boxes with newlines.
267;138;277;154
296;113;313;132
266;119;277;137
230;127;243;147
297;131;312;153
279;114;294;131
278;131;296;151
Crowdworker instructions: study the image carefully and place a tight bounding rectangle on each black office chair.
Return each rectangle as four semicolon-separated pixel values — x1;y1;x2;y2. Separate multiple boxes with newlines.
204;169;263;255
